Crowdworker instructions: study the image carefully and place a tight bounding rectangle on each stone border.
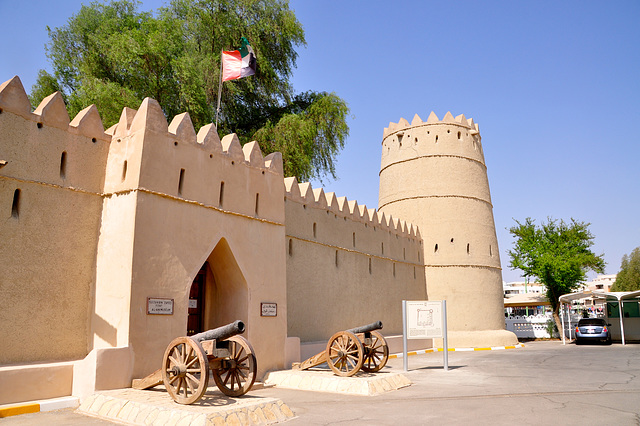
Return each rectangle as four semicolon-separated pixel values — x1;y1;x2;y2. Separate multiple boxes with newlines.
264;370;411;396
76;391;293;425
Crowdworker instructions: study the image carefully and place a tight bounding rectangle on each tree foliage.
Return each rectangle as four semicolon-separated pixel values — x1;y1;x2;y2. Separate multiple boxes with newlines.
30;0;349;181
611;247;640;292
508;218;605;334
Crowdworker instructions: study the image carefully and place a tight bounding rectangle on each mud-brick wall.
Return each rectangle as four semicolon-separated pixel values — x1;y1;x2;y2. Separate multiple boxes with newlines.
0;78;110;364
284;180;426;342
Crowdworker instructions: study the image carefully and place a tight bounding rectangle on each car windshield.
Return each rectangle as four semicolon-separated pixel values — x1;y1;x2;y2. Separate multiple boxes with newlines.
578;318;606;326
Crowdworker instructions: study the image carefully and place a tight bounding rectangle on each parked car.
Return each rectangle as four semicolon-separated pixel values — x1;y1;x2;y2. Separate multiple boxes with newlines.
575;318;612;345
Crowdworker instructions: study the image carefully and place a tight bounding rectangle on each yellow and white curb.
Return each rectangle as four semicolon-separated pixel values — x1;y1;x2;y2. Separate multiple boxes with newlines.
0;396;79;418
389;343;524;359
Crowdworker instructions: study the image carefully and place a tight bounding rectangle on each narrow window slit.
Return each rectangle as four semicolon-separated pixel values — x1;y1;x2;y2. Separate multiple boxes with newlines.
11;189;21;218
122;161;128;182
60;152;67;179
178;168;185;195
219;182;224;207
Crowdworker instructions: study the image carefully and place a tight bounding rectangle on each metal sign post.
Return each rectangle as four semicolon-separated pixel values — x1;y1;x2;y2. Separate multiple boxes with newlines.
403;300;449;371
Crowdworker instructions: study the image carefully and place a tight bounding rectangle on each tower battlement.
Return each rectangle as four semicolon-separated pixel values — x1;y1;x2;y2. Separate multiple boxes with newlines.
380;111;485;173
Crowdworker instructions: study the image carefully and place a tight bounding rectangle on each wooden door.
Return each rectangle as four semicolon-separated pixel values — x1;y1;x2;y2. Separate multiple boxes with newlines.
187;265;206;336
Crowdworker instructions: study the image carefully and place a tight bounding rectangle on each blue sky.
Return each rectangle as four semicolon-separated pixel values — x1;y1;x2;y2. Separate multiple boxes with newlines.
1;0;638;282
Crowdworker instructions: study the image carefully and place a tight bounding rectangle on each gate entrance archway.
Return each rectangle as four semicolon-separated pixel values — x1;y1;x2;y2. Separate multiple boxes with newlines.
187;238;248;335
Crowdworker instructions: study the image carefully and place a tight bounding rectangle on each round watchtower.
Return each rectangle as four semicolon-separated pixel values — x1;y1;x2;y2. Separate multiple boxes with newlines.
378;111;517;348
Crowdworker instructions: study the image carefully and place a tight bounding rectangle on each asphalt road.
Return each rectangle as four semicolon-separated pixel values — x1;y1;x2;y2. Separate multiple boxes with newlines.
4;340;640;425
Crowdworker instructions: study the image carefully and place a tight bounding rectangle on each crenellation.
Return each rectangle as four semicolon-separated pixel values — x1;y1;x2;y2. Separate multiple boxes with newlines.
324;191;340;214
69;105;108;142
441;111;455;123
0;76;31;118
297;182;313;204
312;187;327;209
242;141;264;166
196;123;222;150
220;133;244;163
168;112;197;144
284;176;300;199
346;199;358;218
114;107;137;137
33;92;70;130
129;98;168;134
263;151;283;173
411;113;423;126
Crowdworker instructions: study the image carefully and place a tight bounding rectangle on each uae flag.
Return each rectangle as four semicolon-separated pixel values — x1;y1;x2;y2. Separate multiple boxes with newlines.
222;37;257;81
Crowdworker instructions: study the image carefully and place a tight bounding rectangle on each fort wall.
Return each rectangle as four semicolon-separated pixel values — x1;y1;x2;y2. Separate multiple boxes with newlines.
284;177;426;342
0;76;288;399
0;77;109;364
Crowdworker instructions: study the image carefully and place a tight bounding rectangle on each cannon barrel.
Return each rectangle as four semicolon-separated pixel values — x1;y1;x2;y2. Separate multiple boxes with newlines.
191;320;245;343
347;321;383;334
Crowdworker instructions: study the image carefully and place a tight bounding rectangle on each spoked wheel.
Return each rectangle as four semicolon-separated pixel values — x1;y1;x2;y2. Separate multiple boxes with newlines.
161;337;209;404
326;331;364;377
212;336;257;397
361;331;389;373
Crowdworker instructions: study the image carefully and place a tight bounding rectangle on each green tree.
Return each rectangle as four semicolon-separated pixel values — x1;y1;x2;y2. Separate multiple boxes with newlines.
508;218;605;336
30;0;349;181
611;247;640;292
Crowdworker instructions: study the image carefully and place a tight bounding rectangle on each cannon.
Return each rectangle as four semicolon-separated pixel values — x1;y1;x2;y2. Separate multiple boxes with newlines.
292;321;389;377
133;320;257;404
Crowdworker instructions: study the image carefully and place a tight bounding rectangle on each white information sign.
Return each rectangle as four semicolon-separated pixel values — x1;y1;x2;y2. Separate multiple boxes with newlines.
405;300;443;339
147;298;174;315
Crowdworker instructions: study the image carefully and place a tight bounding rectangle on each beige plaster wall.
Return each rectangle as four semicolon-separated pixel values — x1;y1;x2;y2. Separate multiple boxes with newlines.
92;99;288;380
284;180;426;343
0;77;109;365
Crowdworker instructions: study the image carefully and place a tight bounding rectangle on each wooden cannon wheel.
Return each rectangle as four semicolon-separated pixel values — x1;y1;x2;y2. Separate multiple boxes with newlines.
360;331;389;373
326;331;364;377
161;337;210;404
211;336;257;397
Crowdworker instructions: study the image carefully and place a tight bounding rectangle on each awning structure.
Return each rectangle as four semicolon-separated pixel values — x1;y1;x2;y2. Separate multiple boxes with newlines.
559;290;640;345
504;293;550;307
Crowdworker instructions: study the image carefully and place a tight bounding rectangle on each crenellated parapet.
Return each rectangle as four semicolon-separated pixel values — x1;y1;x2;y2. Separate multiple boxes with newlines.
103;97;284;222
0;76;110;194
284;176;422;265
0;75;285;223
380;111;485;173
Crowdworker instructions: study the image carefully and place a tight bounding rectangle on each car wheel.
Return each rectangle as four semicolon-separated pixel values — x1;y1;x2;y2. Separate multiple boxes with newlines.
575;339;582;345
606;335;612;345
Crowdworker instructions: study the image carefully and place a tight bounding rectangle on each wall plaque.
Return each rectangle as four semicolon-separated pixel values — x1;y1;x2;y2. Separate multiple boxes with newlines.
147;298;174;315
261;303;277;317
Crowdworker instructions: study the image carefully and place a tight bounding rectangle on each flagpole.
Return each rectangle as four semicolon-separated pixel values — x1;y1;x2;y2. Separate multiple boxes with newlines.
215;50;224;128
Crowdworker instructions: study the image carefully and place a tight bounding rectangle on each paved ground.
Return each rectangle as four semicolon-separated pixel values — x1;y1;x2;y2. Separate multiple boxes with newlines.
4;340;640;425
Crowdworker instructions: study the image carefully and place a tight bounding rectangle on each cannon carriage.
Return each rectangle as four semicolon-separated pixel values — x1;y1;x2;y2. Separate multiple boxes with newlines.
133;320;256;404
292;321;389;377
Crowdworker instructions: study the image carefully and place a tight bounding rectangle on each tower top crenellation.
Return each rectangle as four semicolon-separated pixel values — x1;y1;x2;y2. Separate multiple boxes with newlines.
383;111;479;140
